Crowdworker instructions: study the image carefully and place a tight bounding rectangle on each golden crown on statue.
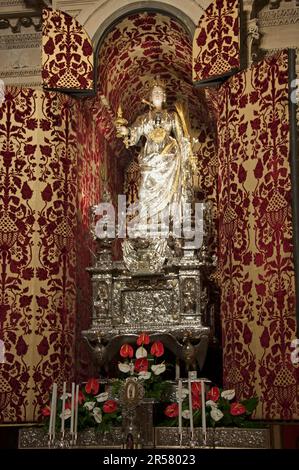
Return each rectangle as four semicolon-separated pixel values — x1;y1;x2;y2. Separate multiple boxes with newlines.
149;74;166;91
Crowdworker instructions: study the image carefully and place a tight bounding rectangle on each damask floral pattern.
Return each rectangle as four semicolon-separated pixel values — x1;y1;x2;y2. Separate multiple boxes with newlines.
98;12;208;126
193;0;240;84
42;8;93;91
0;89;79;421
217;51;299;419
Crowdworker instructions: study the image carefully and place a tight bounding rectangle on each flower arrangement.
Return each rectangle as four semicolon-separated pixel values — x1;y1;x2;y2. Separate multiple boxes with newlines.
163;385;258;428
42;378;121;433
114;332;171;400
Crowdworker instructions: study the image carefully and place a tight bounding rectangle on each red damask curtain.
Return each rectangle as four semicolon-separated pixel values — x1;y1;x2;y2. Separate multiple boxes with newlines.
0;88;104;422
218;51;299;419
0;88;78;421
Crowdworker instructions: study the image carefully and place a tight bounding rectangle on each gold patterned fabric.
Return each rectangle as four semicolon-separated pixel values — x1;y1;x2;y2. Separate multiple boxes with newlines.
217;51;299;419
0;88;106;422
42;8;93;91
193;0;240;85
0;88;78;421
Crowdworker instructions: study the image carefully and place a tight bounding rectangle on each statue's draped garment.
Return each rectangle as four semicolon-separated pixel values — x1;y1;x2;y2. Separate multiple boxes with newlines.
128;108;192;231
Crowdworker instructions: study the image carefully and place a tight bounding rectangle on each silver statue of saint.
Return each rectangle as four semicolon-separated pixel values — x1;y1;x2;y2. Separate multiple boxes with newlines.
116;76;195;238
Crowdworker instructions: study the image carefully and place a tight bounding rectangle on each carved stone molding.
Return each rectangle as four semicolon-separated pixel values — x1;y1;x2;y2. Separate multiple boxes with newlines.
0;32;41;49
0;14;42;32
258;7;299;27
0;67;42;87
247;17;261;65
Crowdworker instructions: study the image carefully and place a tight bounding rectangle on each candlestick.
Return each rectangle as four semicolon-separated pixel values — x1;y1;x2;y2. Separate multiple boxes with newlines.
178;379;183;445
61;381;66;435
52;382;57;438
70;382;75;438
200;379;207;446
49;383;57;444
74;384;79;445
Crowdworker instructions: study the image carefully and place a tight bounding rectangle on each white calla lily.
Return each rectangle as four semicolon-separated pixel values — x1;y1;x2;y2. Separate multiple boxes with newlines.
60;408;71;420
211;407;224;422
95;392;109;402
93;407;102;424
136;346;147;359
60;392;72;400
138;371;151;380
221;389;235;401
176;388;189;400
182;409;191;419
206;400;218;408
151;363;166;375
83;401;95;411
118;362;131;373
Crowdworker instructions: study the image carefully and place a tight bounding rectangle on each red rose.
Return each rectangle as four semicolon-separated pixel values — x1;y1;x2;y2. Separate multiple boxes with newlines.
164;403;179;418
191;381;202;397
207;386;220;402
134;358;148;373
120;344;134;358
150;341;164;357
137;332;150;346
103;400;118;414
42;406;51;417
85;378;100;395
230;402;246;416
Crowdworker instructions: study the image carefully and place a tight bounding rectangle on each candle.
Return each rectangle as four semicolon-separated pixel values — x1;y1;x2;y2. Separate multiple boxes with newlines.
175;361;180;380
52;383;57;438
49;383;57;441
74;384;79;442
61;381;66;434
178;379;183;445
200;379;207;446
70;382;75;437
188;377;194;442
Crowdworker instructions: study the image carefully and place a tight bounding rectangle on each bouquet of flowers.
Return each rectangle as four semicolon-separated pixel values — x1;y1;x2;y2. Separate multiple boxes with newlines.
163;385;258;428
42;378;121;433
114;332;171;400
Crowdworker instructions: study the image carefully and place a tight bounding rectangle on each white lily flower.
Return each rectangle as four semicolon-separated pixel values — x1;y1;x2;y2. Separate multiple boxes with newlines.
176;388;189;400
211;407;224;422
206;400;218;408
60;392;72;400
221;389;235;401
136;346;147;359
151;363;166;375
93;407;102;424
83;401;95;411
138;371;151;380
118;362;131;373
95;392;109;403
182;409;190;419
60;408;71;420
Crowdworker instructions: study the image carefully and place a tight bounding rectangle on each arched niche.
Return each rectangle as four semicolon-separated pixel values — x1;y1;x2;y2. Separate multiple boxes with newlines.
77;0;212;45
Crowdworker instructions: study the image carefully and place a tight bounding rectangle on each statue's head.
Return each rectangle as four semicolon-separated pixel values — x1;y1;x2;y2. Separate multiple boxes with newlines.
149;75;166;108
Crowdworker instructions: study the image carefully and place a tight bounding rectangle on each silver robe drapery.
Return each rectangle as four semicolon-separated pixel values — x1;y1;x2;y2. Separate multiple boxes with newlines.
128;109;192;233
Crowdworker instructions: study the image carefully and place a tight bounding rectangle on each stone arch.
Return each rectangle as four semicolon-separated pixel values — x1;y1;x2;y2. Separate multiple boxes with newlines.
250;0;270;19
77;0;211;47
